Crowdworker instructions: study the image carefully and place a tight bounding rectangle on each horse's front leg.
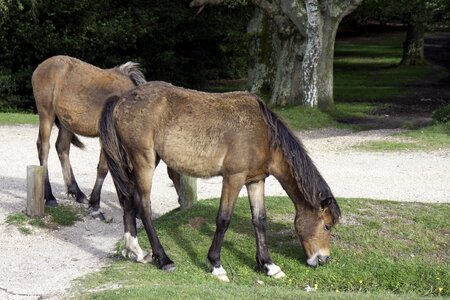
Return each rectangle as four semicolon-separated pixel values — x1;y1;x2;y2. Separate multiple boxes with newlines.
208;174;246;282
37;112;58;206
247;180;285;278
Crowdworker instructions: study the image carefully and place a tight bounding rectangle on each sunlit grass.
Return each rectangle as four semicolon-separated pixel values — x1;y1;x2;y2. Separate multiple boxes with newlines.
0;112;38;125
75;197;450;299
6;204;83;233
355;122;450;151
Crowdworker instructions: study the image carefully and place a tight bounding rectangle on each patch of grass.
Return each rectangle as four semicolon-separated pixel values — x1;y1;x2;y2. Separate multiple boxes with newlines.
6;212;42;235
355;122;450;151
273;106;336;130
0;112;38;125
45;204;83;226
76;197;449;299
5;205;83;234
334;34;437;102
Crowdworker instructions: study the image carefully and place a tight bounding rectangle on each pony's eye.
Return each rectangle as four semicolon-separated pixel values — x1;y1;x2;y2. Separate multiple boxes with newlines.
324;224;332;231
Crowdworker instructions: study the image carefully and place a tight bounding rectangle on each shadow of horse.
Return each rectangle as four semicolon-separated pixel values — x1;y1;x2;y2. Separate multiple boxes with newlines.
155;198;306;272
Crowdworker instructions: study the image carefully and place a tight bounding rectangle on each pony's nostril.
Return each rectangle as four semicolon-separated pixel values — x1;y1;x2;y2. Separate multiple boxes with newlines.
318;255;329;265
306;257;318;267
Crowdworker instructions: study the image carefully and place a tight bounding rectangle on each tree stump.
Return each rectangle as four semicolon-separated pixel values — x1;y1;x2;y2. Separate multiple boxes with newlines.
26;165;46;218
179;175;197;211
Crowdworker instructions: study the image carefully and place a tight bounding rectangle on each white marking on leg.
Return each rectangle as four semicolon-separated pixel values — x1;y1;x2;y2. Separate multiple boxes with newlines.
265;263;286;278
123;232;149;263
212;265;230;282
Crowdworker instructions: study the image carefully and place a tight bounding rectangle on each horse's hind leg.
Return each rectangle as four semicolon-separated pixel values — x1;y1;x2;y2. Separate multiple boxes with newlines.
133;150;175;271
246;180;285;278
37;113;58;207
89;150;108;220
120;187;150;263
55;126;87;203
208;173;246;282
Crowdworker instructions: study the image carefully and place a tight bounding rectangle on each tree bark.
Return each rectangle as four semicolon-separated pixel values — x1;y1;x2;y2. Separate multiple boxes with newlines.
247;8;304;106
401;0;426;65
401;22;425;65
191;0;363;108
317;16;340;110
302;0;322;107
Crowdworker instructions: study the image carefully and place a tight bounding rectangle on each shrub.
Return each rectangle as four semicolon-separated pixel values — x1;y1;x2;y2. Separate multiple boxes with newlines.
432;104;450;124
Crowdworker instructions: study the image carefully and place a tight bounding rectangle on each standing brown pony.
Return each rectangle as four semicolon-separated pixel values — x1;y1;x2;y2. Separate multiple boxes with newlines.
32;56;180;217
99;82;341;281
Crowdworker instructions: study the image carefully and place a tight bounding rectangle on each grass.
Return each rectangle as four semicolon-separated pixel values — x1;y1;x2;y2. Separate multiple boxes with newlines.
75;197;449;299
6;204;83;234
355;122;450;151
0;112;38;125
334;33;439;102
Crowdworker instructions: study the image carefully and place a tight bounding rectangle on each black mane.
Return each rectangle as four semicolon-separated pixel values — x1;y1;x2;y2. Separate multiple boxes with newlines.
257;100;340;221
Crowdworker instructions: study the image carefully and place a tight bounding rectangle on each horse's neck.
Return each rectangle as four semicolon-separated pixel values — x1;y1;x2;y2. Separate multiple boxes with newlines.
269;150;303;206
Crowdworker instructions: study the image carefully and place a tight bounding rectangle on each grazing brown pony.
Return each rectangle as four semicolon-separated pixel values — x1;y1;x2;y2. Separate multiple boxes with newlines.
99;81;341;281
32;56;180;217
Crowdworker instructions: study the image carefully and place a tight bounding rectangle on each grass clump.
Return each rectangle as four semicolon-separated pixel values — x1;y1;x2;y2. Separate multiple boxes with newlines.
76;197;449;299
45;204;83;227
6;204;83;234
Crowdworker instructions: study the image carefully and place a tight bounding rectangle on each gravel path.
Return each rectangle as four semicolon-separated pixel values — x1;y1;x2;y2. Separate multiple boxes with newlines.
0;124;448;299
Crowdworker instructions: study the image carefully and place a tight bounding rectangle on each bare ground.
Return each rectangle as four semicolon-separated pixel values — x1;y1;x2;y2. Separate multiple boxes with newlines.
0;124;448;300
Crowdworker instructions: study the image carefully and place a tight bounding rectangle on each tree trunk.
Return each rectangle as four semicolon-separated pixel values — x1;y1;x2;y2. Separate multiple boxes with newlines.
401;22;425;65
302;0;322;107
248;8;304;106
317;16;340;110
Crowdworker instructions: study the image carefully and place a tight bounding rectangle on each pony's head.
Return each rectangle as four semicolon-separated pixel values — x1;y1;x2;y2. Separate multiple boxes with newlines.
294;190;340;267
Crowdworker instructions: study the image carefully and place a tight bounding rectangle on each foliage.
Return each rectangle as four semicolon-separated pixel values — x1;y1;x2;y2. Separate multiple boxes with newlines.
345;0;450;30
45;204;82;226
0;0;251;111
432;104;450;124
75;197;449;298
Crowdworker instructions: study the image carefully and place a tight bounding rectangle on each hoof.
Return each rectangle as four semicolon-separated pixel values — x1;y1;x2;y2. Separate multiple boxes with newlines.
75;194;88;204
45;199;58;207
90;209;106;221
212;266;230;282
265;263;286;279
161;263;176;272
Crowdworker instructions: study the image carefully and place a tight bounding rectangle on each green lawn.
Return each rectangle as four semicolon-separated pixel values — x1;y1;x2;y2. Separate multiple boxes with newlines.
334;33;440;102
0;112;38;125
355;122;450;151
74;197;449;299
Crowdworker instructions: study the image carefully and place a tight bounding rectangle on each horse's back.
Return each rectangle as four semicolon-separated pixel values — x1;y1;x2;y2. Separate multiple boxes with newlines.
115;83;271;179
33;55;135;136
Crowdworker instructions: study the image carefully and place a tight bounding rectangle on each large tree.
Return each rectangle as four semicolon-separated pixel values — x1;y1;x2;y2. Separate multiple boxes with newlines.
191;0;363;109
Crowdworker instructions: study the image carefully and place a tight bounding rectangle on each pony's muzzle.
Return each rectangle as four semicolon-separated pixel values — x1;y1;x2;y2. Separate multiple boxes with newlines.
306;254;329;267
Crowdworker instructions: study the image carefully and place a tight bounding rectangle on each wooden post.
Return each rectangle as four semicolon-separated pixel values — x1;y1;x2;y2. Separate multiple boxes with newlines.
179;175;197;211
26;165;46;218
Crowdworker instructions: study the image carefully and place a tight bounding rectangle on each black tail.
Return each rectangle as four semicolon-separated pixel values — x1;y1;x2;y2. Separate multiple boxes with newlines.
98;96;134;200
54;118;85;149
